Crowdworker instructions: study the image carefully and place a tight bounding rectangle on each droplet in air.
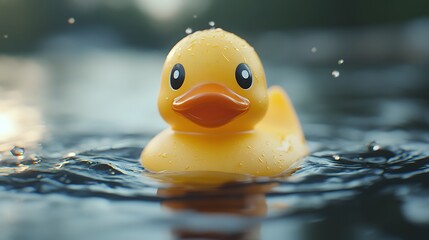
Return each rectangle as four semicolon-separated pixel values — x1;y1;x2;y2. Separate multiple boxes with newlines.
193;14;198;19
185;27;193;34
208;21;215;28
338;59;344;65
333;154;340;160
311;47;317;53
3;34;8;39
10;146;25;156
68;17;76;25
331;70;340;78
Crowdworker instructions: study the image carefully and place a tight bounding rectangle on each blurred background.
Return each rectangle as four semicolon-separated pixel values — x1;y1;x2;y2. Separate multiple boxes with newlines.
1;2;429;239
1;0;429;149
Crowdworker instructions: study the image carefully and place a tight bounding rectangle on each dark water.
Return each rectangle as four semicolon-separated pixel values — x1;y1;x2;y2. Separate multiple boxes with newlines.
1;22;429;239
1;127;429;240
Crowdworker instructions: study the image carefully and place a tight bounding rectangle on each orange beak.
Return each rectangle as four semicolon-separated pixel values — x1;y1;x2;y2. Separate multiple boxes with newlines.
172;83;250;128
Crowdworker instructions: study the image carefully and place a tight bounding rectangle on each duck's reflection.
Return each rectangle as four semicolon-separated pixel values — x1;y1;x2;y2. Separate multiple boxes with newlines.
152;172;277;239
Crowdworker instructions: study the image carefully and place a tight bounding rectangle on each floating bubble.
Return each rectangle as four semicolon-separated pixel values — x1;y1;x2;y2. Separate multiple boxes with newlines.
331;70;340;78
68;17;76;24
338;59;344;65
311;47;317;53
10;146;25;156
185;27;193;34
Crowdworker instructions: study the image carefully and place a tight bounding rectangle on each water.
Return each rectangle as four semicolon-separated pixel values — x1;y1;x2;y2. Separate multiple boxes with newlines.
1;23;429;239
1;130;428;239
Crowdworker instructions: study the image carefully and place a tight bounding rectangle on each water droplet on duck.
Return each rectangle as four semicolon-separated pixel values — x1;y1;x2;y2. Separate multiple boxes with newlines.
68;17;75;24
208;21;215;29
239;162;243;166
10;146;25;156
277;140;290;152
161;153;168;158
311;47;317;53
331;70;340;78
338;59;344;65
185;27;193;34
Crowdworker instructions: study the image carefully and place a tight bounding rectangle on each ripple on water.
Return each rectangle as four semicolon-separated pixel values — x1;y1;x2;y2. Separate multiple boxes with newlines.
0;133;428;238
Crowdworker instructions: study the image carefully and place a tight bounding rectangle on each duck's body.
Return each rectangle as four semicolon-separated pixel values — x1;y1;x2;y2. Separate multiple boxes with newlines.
141;29;307;177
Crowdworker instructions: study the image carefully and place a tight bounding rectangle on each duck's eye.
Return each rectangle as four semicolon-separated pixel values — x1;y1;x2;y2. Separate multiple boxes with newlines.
235;63;252;89
170;63;185;90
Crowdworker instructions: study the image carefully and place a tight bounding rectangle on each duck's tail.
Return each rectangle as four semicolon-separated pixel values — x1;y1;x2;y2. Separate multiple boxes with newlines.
255;86;305;141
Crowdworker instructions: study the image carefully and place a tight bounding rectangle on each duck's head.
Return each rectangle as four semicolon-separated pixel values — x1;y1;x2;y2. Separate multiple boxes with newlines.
158;29;268;133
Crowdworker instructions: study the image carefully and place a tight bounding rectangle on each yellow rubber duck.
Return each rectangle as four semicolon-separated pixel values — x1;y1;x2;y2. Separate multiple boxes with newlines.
141;28;307;177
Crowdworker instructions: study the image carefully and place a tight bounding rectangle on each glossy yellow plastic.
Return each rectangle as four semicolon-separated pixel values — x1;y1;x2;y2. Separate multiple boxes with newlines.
141;29;307;177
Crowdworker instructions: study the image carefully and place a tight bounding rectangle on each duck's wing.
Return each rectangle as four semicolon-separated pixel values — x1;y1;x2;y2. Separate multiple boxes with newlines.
255;86;305;140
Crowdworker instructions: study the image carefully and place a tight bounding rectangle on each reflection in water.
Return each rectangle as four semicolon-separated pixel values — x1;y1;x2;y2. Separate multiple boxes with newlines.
0;56;45;170
152;172;277;239
0;99;43;152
